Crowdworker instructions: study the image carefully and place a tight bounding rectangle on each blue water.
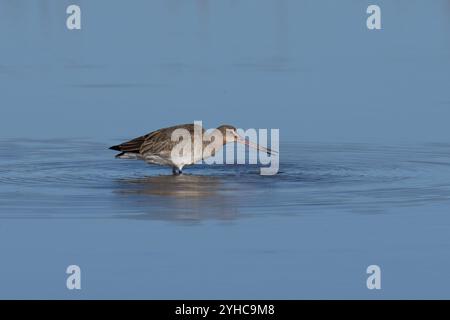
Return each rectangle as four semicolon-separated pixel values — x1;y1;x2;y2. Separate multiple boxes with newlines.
1;0;450;299
1;140;450;298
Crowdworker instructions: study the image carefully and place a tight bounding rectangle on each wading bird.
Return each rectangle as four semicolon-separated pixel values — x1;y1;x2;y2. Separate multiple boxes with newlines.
109;123;273;175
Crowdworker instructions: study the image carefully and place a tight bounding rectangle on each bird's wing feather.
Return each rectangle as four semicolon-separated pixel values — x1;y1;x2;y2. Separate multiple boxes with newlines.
140;124;200;155
110;124;204;156
109;132;156;153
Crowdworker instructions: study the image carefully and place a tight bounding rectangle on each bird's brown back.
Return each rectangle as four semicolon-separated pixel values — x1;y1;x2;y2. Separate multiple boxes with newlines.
109;123;205;156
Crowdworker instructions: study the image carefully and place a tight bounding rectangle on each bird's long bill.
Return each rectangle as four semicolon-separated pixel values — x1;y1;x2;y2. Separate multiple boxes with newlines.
236;135;277;155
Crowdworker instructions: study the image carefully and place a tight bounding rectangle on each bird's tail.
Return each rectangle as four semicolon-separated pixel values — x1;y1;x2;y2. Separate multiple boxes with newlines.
109;145;121;151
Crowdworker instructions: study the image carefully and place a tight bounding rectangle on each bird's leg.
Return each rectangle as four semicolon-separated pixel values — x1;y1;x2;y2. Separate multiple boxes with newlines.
172;167;182;175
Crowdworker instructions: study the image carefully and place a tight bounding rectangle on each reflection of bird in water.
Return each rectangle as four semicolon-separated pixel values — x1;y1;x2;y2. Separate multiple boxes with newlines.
120;175;221;198
116;175;238;222
109;123;273;175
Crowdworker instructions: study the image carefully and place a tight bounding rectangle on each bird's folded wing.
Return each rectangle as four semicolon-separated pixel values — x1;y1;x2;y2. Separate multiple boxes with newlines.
110;131;159;153
140;130;177;155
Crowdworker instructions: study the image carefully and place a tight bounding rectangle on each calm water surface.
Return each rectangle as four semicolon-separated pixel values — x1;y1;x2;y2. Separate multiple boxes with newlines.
1;0;450;299
1;140;450;298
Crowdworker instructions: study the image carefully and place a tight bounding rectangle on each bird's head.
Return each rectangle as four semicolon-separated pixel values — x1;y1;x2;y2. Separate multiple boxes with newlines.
216;124;275;155
217;124;237;143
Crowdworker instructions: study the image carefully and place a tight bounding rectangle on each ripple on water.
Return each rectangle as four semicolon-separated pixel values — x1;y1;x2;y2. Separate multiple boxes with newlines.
1;139;450;221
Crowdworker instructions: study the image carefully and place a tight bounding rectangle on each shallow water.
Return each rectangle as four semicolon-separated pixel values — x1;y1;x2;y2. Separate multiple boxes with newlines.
1;0;450;299
1;139;450;298
2;139;450;220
